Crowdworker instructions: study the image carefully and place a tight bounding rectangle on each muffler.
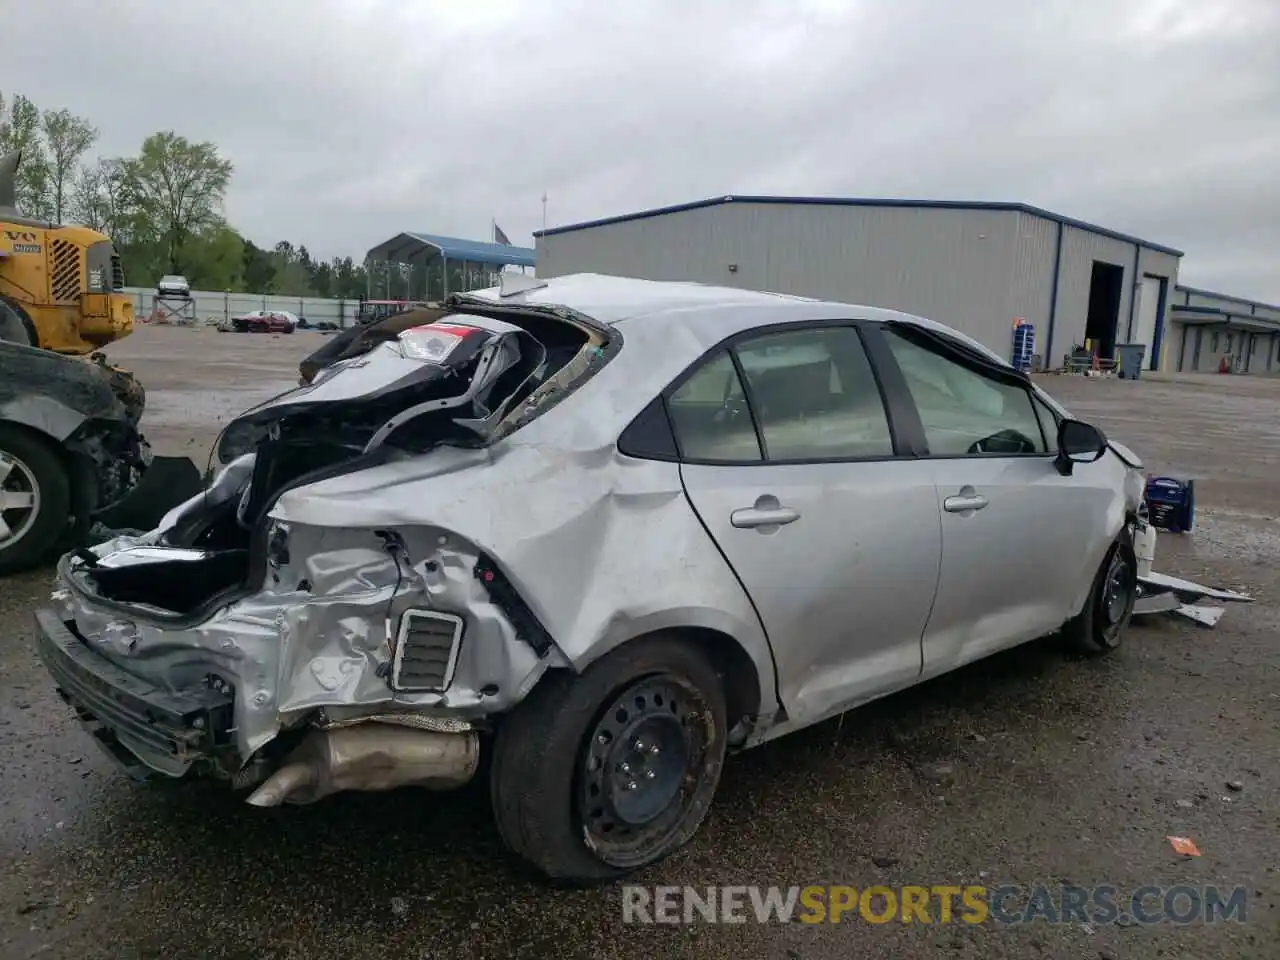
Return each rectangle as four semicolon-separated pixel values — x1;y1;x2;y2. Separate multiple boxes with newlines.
245;722;480;807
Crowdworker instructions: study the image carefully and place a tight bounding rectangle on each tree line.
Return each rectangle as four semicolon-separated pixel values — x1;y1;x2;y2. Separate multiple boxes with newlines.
1;91;377;299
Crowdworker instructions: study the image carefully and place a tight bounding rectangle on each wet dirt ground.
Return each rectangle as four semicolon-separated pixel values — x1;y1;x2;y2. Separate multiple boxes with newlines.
1;326;1277;959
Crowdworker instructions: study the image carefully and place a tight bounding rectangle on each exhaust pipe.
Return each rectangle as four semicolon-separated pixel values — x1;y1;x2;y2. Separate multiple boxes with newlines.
245;722;480;807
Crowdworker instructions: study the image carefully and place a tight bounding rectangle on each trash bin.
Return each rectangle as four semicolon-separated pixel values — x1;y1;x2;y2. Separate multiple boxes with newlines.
1114;343;1146;379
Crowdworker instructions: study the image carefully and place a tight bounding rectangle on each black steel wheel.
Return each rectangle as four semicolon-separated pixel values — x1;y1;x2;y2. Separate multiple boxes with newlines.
578;674;714;870
490;635;727;883
1064;531;1137;655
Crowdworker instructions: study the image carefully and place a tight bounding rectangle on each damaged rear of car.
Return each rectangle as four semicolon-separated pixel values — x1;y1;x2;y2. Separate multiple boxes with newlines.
39;296;650;860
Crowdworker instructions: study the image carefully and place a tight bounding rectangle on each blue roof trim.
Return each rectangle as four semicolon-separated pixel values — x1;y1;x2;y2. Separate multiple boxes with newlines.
1175;284;1280;314
535;194;1185;258
374;231;535;268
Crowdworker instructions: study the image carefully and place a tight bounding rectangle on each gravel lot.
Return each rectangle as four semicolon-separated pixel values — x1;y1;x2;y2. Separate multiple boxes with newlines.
1;325;1276;959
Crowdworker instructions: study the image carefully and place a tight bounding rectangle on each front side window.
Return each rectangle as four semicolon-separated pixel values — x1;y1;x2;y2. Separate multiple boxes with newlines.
733;326;894;460
1030;393;1060;451
882;329;1048;456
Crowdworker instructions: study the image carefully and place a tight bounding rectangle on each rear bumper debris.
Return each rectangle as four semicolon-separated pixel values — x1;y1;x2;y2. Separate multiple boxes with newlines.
34;608;234;778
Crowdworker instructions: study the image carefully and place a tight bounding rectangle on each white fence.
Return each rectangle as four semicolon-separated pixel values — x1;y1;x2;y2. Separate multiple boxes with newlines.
123;287;359;328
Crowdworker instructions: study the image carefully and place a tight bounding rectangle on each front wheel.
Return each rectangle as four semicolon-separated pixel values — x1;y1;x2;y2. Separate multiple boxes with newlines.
489;636;727;883
0;426;72;574
1063;531;1137;655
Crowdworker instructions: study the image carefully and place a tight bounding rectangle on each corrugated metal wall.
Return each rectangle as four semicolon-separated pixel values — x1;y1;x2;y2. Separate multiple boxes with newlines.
538;202;1183;366
122;287;358;327
1171;286;1280;374
1171;323;1277;375
538;203;1027;357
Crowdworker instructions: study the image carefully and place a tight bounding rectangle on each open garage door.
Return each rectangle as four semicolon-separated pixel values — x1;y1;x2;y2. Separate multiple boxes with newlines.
1132;275;1166;370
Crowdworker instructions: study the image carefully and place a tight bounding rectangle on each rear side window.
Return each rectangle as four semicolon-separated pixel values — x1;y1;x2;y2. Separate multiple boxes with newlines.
667;351;762;462
664;324;896;463
734;327;894;460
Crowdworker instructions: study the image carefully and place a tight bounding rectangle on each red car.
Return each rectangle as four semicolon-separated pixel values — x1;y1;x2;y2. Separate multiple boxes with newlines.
230;310;297;334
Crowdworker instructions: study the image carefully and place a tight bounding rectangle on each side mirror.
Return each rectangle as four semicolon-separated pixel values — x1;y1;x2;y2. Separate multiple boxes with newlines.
1055;418;1107;476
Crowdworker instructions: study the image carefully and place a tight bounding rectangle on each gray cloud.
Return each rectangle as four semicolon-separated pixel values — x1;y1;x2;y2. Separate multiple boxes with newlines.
7;0;1278;301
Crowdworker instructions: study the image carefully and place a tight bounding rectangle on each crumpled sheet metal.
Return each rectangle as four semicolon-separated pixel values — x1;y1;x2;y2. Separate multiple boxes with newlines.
0;342;130;440
269;443;777;721
265;316;779;723
58;519;555;763
56;312;780;763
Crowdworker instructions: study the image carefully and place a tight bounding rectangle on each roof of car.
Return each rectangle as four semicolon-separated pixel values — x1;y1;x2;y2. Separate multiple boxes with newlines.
462;271;1005;359
466;272;884;324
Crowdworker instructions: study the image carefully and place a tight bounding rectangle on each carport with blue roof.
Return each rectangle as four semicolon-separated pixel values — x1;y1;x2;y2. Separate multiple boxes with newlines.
366;231;536;301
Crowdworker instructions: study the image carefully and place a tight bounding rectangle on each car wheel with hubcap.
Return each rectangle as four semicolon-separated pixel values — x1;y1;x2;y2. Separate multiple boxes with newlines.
1063;531;1137;655
490;635;727;883
0;425;71;575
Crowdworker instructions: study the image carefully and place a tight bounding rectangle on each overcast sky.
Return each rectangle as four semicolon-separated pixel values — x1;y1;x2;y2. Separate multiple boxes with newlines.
7;0;1279;301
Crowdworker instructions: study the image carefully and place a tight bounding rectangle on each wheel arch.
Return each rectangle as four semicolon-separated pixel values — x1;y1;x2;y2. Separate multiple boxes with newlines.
568;617;778;746
0;296;39;347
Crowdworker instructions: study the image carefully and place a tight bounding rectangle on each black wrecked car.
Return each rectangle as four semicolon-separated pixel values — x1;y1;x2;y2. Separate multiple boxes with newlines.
0;342;199;573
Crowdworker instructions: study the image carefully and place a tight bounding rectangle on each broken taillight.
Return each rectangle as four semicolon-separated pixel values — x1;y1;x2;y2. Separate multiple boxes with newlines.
398;322;484;364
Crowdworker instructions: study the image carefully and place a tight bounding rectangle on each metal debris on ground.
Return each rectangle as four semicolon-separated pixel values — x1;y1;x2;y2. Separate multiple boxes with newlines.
1133;570;1252;630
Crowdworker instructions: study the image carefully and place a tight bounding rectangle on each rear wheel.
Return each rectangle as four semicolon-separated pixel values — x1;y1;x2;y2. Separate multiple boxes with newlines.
1063;532;1137;655
489;636;727;883
0;426;71;574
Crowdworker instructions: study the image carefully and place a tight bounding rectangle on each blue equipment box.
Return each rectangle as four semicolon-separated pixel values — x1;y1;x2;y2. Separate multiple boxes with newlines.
1144;476;1195;533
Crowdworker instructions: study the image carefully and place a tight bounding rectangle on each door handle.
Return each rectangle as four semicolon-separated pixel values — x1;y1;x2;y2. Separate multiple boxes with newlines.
943;487;988;513
731;496;800;529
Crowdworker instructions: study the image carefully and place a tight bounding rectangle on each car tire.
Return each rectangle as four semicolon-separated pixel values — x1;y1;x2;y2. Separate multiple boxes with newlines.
1062;530;1137;656
489;635;728;883
0;425;71;574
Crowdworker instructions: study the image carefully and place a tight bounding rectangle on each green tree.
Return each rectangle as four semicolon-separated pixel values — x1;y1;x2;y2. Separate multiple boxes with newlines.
182;225;245;291
0;92;50;217
41;108;98;222
119;131;233;275
241;239;277;292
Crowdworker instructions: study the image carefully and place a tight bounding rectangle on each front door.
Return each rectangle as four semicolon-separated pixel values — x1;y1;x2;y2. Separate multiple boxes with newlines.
871;326;1117;673
671;324;942;728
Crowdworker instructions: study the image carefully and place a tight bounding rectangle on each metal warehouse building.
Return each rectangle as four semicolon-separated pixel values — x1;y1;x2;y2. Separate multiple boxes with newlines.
534;195;1186;371
1166;285;1280;374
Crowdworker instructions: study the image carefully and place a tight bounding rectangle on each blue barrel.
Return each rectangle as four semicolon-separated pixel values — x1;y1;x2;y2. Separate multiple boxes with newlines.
1144;476;1195;533
1011;322;1035;373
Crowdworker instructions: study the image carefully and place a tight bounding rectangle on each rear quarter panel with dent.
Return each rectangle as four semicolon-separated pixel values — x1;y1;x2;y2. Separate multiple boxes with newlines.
271;446;779;725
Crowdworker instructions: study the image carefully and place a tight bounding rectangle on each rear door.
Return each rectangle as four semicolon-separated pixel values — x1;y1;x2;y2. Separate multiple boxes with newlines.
866;323;1118;674
671;322;942;728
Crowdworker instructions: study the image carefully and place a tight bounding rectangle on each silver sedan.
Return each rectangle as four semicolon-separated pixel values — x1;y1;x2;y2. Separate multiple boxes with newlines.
35;273;1145;883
